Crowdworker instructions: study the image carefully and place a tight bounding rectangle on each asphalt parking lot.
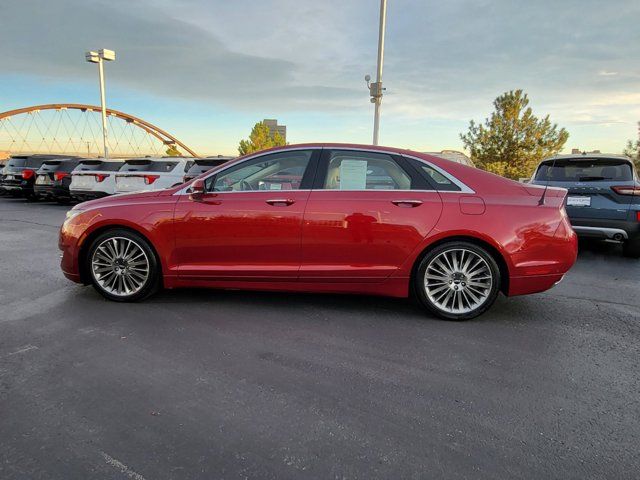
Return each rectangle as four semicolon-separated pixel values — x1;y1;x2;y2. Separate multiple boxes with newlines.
0;196;638;480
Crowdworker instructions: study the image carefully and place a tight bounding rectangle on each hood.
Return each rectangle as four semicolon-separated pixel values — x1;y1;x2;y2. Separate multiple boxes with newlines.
73;189;164;210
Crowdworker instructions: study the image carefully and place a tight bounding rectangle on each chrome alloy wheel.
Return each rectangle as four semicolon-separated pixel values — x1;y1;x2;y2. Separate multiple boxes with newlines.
424;248;493;314
91;237;150;297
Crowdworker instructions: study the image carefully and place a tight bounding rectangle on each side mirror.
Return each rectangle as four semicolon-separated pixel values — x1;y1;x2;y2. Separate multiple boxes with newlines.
190;178;205;200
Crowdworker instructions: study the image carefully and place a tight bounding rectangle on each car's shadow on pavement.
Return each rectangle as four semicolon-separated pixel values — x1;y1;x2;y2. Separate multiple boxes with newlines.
130;283;522;325
577;238;624;257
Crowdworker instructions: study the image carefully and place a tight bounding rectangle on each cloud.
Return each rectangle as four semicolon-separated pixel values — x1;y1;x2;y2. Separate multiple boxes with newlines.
0;0;365;111
1;0;640;139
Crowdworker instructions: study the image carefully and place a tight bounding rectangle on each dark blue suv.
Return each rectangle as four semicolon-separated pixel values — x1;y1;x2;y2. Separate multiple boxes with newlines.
531;154;640;258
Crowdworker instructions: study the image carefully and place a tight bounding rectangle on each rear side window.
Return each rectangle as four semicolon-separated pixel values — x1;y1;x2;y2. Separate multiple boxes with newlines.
535;159;633;182
323;151;411;190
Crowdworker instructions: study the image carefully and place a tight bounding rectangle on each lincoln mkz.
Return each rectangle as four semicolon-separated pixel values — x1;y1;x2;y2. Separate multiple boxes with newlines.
59;144;578;320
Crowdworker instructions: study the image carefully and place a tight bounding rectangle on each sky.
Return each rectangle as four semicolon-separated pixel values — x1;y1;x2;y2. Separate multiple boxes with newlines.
1;0;639;156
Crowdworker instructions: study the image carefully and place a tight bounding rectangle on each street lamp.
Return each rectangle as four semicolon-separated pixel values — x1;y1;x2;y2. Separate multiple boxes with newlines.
365;0;388;146
85;48;116;159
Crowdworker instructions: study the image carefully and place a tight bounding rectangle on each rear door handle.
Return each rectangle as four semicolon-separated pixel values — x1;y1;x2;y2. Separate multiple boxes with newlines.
391;199;423;207
266;198;295;206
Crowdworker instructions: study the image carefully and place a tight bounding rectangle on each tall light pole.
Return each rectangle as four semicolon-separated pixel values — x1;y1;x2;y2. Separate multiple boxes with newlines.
366;0;388;145
85;49;115;159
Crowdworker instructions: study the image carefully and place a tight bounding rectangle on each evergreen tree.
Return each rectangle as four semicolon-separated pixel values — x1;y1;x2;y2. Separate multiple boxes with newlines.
461;90;569;179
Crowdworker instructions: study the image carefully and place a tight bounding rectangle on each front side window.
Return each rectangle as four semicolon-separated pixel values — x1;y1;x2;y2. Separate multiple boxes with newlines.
206;150;313;192
323;151;411;190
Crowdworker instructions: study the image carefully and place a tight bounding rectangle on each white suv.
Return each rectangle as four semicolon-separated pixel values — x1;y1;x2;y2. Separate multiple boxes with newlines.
114;157;192;194
70;159;124;201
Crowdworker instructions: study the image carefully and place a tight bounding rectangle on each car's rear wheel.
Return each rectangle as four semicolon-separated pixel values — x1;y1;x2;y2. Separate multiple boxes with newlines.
622;237;640;258
415;241;501;320
87;229;160;302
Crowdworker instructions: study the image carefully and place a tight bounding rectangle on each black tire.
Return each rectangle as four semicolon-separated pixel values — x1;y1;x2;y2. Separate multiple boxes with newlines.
622;237;640;259
86;228;161;302
414;241;501;321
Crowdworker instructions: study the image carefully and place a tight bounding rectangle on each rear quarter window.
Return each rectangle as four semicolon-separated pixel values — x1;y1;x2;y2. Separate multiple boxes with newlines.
407;158;461;191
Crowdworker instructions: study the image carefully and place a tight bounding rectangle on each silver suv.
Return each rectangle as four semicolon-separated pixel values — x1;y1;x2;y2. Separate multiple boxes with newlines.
114;157;192;194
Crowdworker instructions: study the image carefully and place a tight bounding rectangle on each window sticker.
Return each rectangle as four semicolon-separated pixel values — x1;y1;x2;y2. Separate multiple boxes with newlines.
339;160;368;190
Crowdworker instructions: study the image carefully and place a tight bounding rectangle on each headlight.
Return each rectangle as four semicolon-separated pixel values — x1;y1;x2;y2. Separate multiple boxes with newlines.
65;209;85;221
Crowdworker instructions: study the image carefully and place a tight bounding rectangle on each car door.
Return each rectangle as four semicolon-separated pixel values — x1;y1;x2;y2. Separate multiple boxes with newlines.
300;149;443;281
173;149;320;280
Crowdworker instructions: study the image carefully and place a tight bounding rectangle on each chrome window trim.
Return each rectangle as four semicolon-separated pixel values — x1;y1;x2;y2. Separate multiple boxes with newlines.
174;146;475;195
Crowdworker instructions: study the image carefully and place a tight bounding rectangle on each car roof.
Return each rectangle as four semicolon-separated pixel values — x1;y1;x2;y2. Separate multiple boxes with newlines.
229;143;459;164
540;153;633;164
122;157;189;162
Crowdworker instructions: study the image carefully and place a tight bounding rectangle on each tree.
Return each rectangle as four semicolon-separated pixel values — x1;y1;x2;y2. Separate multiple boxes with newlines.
238;121;286;156
623;122;640;170
165;144;181;156
460;90;569;179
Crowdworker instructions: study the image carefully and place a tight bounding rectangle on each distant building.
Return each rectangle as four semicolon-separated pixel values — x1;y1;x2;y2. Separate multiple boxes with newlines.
0;151;9;160
264;119;287;142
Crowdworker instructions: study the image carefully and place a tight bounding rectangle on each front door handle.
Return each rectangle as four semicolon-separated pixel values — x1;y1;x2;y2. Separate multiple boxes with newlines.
391;199;423;207
266;198;295;206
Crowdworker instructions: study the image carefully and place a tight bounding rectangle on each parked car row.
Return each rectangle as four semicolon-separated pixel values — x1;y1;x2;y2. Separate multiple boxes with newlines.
0;155;233;203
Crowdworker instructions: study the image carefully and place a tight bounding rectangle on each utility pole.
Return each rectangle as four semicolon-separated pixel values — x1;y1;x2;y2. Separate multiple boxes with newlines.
85;49;116;159
365;0;388;145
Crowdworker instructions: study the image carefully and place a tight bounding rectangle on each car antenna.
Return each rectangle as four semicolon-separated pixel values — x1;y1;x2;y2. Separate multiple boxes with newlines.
538;155;560;206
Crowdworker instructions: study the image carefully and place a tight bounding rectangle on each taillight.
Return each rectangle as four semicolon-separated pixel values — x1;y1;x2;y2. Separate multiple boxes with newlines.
611;185;640;196
22;169;35;180
95;174;109;183
636;211;640;222
54;172;69;181
144;175;159;185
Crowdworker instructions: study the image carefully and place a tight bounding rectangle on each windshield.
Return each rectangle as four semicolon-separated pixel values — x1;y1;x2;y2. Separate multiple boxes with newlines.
535;159;633;182
120;160;178;172
7;157;29;168
75;161;124;172
40;160;80;172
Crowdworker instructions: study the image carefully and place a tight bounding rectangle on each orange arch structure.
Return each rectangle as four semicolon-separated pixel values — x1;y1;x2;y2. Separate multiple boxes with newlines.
0;103;199;157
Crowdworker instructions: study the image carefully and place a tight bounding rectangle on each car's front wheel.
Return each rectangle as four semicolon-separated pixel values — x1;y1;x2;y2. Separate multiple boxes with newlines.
87;229;161;302
415;241;501;320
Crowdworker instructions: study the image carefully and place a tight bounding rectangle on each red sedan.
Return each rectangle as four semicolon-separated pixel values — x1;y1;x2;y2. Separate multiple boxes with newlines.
59;144;577;320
